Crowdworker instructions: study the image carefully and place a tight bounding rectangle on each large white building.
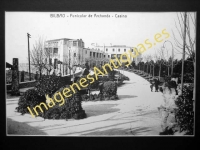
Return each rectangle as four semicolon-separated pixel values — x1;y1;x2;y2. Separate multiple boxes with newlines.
44;38;142;75
44;38;109;75
45;38;84;65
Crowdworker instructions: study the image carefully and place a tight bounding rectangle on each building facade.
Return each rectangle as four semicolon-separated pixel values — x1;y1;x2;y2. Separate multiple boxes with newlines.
83;47;109;68
44;38;142;76
44;38;108;75
92;45;142;65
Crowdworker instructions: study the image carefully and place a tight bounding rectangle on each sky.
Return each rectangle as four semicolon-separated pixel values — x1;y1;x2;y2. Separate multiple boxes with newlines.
5;12;195;64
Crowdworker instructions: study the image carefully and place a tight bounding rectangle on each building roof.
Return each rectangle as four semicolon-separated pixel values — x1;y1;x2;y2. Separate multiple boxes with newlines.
46;38;73;42
112;45;126;47
95;45;134;48
6;62;12;68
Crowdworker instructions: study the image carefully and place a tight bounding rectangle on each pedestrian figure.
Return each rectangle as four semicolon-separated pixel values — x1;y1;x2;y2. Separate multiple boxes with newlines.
158;81;178;134
171;78;178;95
150;80;155;92
154;78;159;92
35;71;39;81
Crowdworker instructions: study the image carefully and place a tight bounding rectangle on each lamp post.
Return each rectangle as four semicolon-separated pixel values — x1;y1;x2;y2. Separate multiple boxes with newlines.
162;40;174;76
69;47;71;77
27;33;31;81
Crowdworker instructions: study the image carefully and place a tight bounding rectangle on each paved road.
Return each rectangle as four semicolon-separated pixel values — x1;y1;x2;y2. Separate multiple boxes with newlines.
7;70;163;136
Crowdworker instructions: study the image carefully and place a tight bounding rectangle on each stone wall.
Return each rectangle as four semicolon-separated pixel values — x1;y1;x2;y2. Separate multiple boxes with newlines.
7;80;37;91
7;69;83;92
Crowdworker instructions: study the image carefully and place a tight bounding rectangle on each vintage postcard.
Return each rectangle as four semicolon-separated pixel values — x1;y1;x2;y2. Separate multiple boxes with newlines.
6;12;196;136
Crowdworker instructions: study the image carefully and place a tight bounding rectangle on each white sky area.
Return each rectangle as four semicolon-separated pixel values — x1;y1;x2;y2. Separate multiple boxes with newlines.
5;12;195;64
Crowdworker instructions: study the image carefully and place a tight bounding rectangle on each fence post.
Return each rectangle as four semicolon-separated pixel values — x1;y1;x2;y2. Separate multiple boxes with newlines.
21;71;24;82
11;58;20;95
19;71;21;83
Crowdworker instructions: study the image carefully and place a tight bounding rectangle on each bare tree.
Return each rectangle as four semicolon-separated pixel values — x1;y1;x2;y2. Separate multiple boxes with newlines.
172;12;196;101
30;37;46;77
158;46;178;76
145;54;152;75
153;49;165;80
43;46;54;75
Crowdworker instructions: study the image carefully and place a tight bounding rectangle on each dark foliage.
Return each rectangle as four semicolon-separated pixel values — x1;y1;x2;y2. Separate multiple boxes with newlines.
175;84;194;135
35;74;61;97
44;85;86;120
15;89;45;115
16;74;86;120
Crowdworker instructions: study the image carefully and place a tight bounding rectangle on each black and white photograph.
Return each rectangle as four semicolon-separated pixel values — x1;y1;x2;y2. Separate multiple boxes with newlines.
5;12;196;136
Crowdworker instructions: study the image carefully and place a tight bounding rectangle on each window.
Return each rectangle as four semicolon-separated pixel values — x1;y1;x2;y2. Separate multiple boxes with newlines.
131;49;134;52
49;48;52;53
85;50;87;54
73;41;77;46
93;52;95;57
97;53;98;58
117;54;121;59
108;55;110;58
74;53;76;57
49;58;52;65
78;41;81;47
53;48;58;53
106;48;108;51
122;55;127;59
111;54;115;59
124;49;126;52
104;55;105;58
113;49;115;52
90;52;92;57
118;49;120;52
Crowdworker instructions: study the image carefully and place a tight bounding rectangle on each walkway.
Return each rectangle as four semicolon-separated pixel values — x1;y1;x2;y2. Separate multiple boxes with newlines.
7;70;164;136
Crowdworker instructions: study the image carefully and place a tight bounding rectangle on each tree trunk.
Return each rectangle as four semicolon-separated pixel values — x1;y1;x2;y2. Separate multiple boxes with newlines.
143;64;144;72
150;65;151;75
153;65;154;77
193;61;195;111
159;63;161;80
168;67;169;76
39;68;42;78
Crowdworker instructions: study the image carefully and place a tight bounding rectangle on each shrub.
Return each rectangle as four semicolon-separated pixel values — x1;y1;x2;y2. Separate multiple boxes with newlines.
16;89;45;115
183;72;194;83
44;85;86;120
102;81;117;98
16;74;86;120
175;84;194;135
35;74;61;97
89;77;99;90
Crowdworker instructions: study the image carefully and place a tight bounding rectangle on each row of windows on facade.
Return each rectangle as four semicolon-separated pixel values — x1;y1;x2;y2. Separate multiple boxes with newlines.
47;41;84;47
88;52;130;59
42;54;130;66
105;48;134;52
45;48;58;54
89;52;105;58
